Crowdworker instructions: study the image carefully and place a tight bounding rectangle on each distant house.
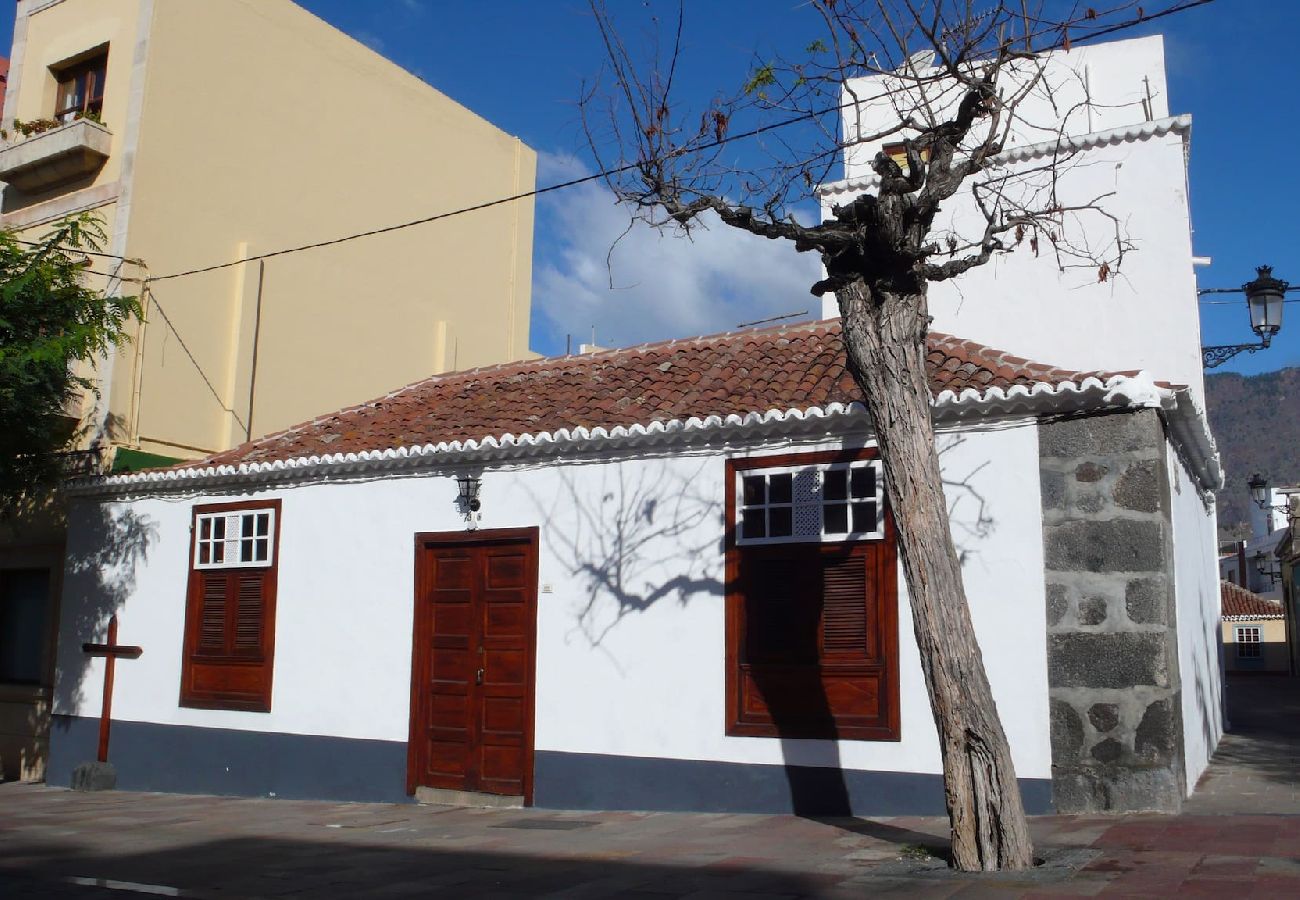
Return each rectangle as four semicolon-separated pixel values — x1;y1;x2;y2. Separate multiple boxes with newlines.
1220;581;1288;673
50;321;1223;817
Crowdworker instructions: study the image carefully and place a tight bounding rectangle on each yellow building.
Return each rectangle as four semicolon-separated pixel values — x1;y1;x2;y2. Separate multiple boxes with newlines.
1220;581;1289;674
0;0;535;782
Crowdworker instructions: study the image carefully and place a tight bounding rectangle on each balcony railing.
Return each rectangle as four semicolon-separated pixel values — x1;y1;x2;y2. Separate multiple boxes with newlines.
0;118;111;192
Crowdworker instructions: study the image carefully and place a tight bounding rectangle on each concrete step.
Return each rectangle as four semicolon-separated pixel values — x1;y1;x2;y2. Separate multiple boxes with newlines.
415;786;524;809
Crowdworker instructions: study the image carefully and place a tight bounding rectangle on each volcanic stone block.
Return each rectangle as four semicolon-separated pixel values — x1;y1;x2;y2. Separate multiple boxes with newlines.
1113;460;1162;513
1075;462;1108;483
1088;703;1120;733
1047;583;1068;626
1078;596;1108;626
1039;412;1161;458
1135;699;1177;761
1050;700;1085;763
1043;520;1164;573
71;761;116;792
1048;632;1168;689
1125;578;1168;625
1090;738;1123;763
1052;767;1183;814
1041;469;1066;510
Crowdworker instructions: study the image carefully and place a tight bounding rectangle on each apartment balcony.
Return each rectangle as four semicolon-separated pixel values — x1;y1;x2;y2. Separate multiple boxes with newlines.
0;119;111;193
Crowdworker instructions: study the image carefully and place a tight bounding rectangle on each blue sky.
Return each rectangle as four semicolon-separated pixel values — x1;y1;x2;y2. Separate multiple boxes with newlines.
7;1;1296;375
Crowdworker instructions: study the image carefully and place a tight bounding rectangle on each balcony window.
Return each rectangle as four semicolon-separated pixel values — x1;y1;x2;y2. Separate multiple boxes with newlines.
54;52;107;123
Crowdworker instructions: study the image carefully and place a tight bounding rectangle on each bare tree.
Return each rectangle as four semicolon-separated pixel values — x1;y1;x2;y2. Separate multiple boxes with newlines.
581;0;1162;872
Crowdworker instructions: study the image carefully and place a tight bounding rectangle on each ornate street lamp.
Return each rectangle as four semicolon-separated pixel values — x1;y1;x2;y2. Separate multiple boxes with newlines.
1202;266;1295;368
1248;472;1294;520
1249;473;1271;509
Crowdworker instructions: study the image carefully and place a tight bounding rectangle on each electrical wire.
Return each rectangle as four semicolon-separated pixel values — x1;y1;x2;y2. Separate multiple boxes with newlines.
144;0;1216;285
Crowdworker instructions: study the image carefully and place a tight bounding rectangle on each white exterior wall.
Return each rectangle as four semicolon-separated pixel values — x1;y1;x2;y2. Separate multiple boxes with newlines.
821;36;1205;408
841;36;1170;174
56;423;1052;781
1168;445;1224;791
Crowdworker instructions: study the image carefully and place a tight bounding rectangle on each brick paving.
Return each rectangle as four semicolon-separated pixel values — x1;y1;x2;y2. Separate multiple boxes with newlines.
1;675;1297;898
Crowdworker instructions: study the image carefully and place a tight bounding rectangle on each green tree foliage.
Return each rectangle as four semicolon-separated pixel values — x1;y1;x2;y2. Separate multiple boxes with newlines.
0;213;140;513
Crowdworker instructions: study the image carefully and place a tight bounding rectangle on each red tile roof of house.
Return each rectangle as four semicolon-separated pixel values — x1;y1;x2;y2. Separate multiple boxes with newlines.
190;319;1118;470
1221;581;1284;619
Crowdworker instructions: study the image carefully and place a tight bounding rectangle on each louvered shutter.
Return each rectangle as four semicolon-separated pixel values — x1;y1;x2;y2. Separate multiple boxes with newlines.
198;572;228;651
234;572;264;653
821;553;868;656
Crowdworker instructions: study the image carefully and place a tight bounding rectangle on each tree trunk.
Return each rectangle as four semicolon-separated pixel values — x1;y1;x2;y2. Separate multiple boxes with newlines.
836;279;1035;872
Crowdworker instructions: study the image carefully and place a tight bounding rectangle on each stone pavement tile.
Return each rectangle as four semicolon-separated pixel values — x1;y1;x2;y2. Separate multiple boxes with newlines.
1021;881;1109;897
825;874;966;898
1257;855;1300;876
1191;854;1260;877
677;891;804;899
1175;878;1263;897
1254;873;1300;894
1088;823;1171;852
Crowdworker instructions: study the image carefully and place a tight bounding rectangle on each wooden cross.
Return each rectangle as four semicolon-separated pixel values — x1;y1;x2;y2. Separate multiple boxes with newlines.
81;614;143;763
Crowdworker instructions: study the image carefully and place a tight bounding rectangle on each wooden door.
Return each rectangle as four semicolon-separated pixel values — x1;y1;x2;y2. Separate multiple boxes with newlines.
408;529;538;801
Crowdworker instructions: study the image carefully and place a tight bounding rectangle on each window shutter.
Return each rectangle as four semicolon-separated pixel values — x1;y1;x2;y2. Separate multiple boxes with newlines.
821;554;867;655
743;550;818;664
198;572;228;651
234;572;264;652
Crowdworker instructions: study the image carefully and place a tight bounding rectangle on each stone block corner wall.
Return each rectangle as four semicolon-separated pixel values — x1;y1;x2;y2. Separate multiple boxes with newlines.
1039;408;1187;813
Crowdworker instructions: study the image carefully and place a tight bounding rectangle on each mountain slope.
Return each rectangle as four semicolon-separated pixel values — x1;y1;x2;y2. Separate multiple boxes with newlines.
1205;366;1300;539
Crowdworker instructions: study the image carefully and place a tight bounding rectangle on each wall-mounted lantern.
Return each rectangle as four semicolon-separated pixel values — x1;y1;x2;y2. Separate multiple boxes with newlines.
456;473;482;528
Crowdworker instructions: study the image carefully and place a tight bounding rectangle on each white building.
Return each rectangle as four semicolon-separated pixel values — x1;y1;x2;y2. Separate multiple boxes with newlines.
49;319;1219;815
45;34;1224;816
821;36;1206;407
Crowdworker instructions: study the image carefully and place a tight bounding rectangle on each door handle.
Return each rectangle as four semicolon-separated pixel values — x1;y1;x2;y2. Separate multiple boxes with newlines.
475;668;484;685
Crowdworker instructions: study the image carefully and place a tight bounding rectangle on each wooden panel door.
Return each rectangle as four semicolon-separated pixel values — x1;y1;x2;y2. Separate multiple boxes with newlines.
409;530;537;801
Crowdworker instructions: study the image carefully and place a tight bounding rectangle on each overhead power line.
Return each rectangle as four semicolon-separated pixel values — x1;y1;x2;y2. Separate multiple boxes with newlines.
145;0;1215;284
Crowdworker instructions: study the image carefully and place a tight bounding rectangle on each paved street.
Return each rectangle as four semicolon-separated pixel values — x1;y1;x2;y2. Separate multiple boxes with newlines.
2;676;1298;898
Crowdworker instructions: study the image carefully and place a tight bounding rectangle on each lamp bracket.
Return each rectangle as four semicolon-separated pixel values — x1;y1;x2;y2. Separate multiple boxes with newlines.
1202;341;1270;368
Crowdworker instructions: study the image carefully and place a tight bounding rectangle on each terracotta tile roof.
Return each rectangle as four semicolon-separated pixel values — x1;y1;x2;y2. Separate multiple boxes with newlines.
188;319;1114;470
1221;581;1284;619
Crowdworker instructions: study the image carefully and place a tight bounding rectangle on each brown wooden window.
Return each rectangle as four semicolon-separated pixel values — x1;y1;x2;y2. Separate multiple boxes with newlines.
55;50;107;123
180;500;281;712
726;450;900;741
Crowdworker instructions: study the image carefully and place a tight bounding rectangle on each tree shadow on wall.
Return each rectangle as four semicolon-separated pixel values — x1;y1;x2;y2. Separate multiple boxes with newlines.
937;433;997;568
51;501;158;726
533;460;724;658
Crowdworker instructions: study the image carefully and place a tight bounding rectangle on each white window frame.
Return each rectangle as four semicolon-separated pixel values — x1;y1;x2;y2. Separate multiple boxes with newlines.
193;508;276;570
736;459;885;546
1235;625;1262;659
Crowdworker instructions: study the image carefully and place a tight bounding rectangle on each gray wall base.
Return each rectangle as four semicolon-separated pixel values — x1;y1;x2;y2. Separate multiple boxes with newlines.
48;715;411;804
48;717;1055;816
534;750;1054;817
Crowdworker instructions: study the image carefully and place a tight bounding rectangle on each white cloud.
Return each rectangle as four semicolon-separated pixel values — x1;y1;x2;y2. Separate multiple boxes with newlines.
355;30;386;53
532;151;823;352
